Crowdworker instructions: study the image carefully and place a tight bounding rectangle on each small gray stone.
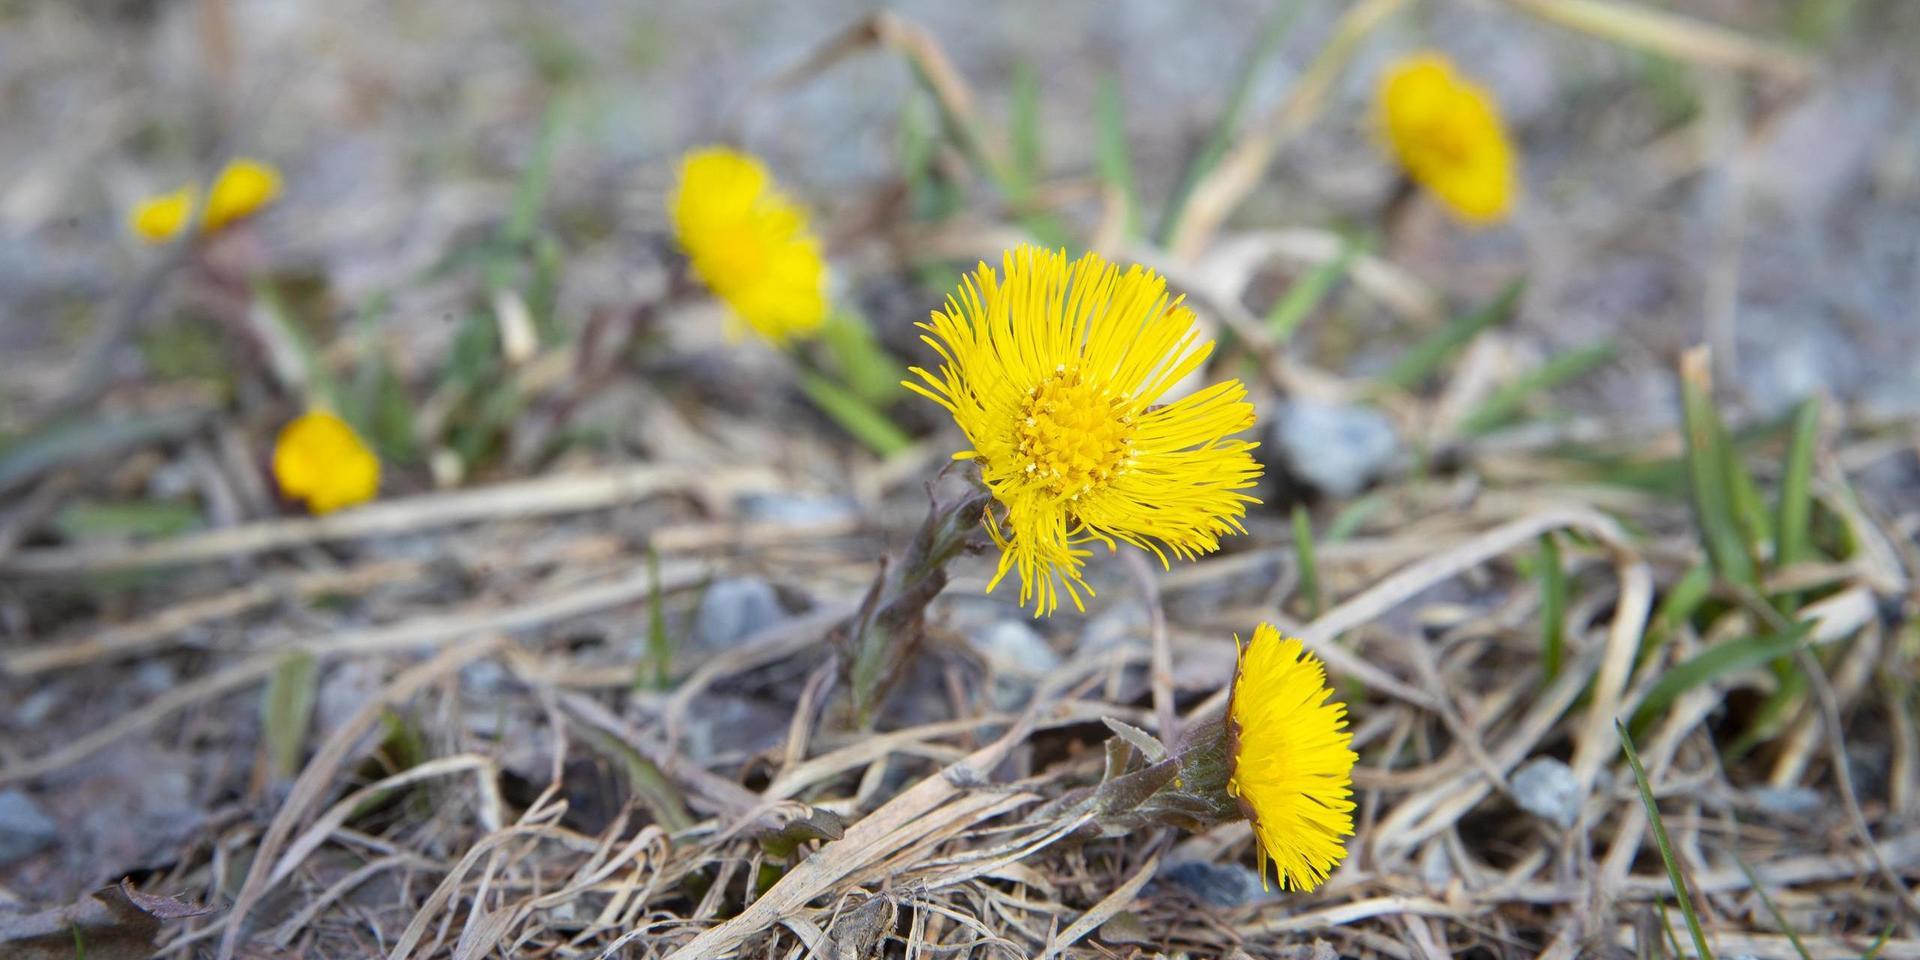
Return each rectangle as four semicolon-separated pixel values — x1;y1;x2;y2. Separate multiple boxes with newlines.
12;687;59;727
0;789;58;864
735;492;858;526
972;620;1060;677
1082;599;1150;651
132;660;176;694
1511;756;1582;828
692;578;786;649
1155;860;1266;908
460;659;510;694
1270;400;1402;498
1744;785;1824;818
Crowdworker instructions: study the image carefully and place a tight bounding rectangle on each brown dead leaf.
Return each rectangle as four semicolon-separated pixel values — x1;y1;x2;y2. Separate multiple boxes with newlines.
0;881;212;960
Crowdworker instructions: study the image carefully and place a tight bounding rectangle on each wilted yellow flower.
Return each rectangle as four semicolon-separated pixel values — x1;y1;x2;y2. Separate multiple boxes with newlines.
272;411;379;515
1378;53;1515;224
129;186;196;244
128;157;282;244
906;246;1262;615
669;146;828;344
202;157;283;233
1227;625;1357;892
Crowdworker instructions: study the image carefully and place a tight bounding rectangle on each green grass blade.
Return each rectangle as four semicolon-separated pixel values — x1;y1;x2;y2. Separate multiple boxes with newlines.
1378;279;1524;392
1726;421;1773;565
262;650;319;780
900;91;959;220
56;499;203;540
1094;75;1139;240
506;97;566;248
818;311;906;405
797;370;913;457
1679;349;1757;586
644;546;672;691
1618;720;1715;960
1774;396;1820;571
1733;852;1811;960
0;411;206;495
1324;493;1385;543
1539;533;1567;680
575;723;695;833
1459;340;1618;437
1292;505;1322;618
1153;1;1304;244
1631;621;1812;731
1656;901;1685;959
1642;562;1711;666
1008;61;1043;196
1862;923;1896;959
1266;231;1368;341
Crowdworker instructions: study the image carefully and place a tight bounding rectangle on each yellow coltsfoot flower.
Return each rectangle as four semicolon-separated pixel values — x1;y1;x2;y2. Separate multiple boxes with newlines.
906;246;1263;615
202;157;283;233
1378;52;1516;224
129;186;197;244
1227;624;1357;892
669;146;829;344
128;157;283;243
272;410;380;515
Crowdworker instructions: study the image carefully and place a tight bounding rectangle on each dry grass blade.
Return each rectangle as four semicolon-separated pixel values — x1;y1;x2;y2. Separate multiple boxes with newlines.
1239;896;1462;936
1167;0;1405;260
269;754;503;887
663;713;1040;958
216;638;504;960
766;12;1002;177
1;464;773;576
1038;852;1158;959
1121;551;1176;741
1;559;426;675
1501;0;1814;84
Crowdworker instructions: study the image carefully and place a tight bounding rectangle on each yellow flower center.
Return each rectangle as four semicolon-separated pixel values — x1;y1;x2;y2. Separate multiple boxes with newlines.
1016;365;1135;499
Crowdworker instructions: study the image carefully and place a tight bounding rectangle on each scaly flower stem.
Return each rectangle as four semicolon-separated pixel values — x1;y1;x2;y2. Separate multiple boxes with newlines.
842;473;992;728
1052;714;1243;837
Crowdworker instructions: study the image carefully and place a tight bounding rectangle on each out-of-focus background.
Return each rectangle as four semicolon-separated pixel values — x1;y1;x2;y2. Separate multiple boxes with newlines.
2;1;1917;957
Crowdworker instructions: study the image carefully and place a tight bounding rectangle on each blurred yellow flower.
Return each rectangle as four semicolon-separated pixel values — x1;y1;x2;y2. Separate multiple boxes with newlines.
1379;53;1515;224
129;186;197;244
906;246;1262;615
128;157;283;244
272;411;380;515
1227;625;1357;892
202;157;283;233
669;146;828;344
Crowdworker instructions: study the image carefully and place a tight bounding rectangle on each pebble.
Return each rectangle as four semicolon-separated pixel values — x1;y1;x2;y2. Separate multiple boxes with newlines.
735;492;859;526
1154;860;1266;908
691;577;786;648
1269;399;1402;498
1744;785;1824;819
1511;756;1582;828
972;620;1060;677
0;789;58;864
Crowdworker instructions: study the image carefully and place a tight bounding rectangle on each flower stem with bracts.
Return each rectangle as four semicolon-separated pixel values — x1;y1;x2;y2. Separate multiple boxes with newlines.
836;467;994;728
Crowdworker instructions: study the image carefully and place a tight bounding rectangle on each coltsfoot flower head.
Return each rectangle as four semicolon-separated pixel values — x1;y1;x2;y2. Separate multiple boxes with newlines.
202;157;283;233
1227;624;1357;892
906;246;1262;615
128;157;283;244
670;146;829;344
272;410;380;515
1378;52;1515;224
130;186;197;244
